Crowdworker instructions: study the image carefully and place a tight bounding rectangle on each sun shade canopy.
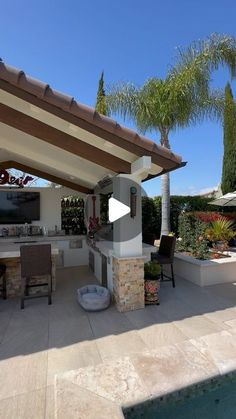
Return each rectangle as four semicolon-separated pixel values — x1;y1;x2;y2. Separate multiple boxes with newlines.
210;192;236;207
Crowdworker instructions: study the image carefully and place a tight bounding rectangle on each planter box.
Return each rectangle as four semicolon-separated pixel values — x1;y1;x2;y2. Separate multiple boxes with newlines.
164;251;236;287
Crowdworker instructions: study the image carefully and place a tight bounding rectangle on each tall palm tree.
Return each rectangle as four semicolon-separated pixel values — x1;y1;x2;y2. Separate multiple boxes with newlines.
107;34;236;236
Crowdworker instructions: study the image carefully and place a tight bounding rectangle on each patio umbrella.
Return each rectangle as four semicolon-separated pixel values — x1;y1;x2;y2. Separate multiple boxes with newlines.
210;191;236;206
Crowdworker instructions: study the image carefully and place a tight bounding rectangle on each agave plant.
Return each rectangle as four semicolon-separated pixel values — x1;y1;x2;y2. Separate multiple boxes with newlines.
206;216;235;245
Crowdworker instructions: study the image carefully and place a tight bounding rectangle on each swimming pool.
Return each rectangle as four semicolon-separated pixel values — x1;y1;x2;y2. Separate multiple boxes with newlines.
123;372;236;419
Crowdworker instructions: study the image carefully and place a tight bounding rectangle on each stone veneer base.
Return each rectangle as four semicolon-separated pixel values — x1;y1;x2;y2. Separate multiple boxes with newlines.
0;257;56;298
113;256;145;312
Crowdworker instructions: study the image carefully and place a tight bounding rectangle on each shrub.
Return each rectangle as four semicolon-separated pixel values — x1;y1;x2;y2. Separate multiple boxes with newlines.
190;219;209;260
142;197;160;243
177;212;209;260
177;212;194;252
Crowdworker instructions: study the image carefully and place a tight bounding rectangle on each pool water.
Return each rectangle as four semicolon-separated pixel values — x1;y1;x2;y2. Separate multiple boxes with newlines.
123;373;236;419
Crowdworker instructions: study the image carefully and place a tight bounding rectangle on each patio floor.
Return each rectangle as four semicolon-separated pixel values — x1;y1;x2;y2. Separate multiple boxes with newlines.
1;266;236;418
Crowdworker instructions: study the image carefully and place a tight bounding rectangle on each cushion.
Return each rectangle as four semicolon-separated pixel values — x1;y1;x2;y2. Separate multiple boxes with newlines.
77;285;110;311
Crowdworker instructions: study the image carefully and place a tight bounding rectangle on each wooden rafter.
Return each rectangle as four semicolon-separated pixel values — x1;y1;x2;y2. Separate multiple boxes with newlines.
0;103;131;174
0;160;93;194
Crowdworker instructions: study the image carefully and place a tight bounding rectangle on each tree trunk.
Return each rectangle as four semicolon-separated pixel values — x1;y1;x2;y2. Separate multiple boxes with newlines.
161;172;170;236
160;131;171;237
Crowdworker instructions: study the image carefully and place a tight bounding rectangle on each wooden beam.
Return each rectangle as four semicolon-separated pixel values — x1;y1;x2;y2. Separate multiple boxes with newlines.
0;103;131;174
0;80;181;169
0;160;93;194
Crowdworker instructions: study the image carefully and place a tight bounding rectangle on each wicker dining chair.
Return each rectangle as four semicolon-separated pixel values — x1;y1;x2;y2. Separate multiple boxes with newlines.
20;244;52;309
151;235;176;288
0;264;6;299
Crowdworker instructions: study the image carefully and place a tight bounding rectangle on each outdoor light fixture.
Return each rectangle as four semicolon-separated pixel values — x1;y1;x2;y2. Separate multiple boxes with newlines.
130;186;137;218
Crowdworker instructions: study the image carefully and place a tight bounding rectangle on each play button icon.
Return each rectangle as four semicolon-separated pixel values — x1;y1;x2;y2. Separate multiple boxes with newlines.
108;197;130;222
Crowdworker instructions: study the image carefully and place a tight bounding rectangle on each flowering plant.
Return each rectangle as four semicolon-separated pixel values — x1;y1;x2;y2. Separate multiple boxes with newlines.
194;212;235;224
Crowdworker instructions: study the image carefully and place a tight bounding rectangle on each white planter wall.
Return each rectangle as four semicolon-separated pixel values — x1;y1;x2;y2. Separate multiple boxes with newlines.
169;252;236;287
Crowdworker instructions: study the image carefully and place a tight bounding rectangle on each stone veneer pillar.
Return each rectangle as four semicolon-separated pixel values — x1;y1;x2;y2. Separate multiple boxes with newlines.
113;256;145;312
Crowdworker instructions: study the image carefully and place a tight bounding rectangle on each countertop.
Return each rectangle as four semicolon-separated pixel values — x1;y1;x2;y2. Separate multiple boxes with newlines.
88;239;156;257
0;235;86;244
0;242;59;258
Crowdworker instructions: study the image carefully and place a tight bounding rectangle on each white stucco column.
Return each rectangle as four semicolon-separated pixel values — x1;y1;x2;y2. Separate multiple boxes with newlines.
112;156;152;312
113;156;152;258
113;174;142;258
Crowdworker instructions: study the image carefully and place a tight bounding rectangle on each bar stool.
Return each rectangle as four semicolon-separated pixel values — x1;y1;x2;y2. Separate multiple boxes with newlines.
20;244;52;309
0;264;6;299
151;235;176;288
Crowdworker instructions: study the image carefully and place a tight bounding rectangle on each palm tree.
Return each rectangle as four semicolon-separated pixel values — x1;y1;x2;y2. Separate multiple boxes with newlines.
107;34;236;236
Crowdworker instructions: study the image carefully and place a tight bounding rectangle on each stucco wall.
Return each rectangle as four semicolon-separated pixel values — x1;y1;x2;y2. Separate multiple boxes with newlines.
166;252;236;287
0;187;82;230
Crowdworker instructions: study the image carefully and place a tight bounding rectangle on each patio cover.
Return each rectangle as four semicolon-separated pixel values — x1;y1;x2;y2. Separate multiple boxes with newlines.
0;61;185;193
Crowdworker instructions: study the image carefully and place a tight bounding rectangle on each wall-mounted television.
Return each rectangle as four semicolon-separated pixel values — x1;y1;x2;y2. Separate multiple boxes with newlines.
0;192;40;224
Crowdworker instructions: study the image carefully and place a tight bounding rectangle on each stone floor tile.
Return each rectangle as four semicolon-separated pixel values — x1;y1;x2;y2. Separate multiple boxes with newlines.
0;312;12;344
204;307;236;323
59;356;148;405
96;331;148;361
47;341;102;386
0;350;48;400
204;283;236;305
45;385;56;419
48;312;93;348
56;378;123;419
124;305;169;329
174;314;225;339
0;388;46;419
190;330;236;374
2;267;236;417
131;341;218;398
88;306;134;338
137;321;187;349
224;318;236;328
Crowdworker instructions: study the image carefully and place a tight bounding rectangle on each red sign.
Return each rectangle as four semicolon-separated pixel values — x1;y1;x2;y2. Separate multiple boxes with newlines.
0;169;34;187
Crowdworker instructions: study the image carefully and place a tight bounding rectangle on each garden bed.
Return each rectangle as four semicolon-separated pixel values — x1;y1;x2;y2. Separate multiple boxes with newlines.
167;251;236;287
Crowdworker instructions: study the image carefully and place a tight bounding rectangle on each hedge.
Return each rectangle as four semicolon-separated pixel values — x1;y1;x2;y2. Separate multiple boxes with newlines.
142;195;236;242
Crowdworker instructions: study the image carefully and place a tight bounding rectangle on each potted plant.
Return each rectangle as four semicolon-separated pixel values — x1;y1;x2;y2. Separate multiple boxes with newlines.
144;261;161;305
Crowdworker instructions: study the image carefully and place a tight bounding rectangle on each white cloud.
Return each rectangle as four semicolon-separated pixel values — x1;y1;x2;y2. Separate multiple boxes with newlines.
178;185;219;196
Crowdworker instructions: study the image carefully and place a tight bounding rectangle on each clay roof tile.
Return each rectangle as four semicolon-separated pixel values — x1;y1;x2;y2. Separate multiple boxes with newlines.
70;101;95;122
44;87;74;111
93;112;117;132
0;62;23;85
18;73;49;98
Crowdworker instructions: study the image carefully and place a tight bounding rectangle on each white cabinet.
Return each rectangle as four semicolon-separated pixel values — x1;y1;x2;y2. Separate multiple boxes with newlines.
56;238;88;267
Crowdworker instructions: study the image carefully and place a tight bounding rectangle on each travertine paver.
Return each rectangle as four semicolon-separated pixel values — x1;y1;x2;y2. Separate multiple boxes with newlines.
59;357;149;405
0;388;45;419
55;340;219;417
131;341;219;397
190;330;236;374
1;266;236;418
56;379;123;419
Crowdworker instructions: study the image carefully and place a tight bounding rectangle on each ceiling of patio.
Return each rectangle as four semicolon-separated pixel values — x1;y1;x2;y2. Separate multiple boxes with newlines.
0;62;184;194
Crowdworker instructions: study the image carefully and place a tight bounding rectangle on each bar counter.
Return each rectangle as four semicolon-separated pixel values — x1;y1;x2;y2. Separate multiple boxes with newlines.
0;243;59;298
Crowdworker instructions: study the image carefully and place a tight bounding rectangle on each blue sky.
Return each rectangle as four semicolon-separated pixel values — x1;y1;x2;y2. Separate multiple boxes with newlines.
1;0;236;196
